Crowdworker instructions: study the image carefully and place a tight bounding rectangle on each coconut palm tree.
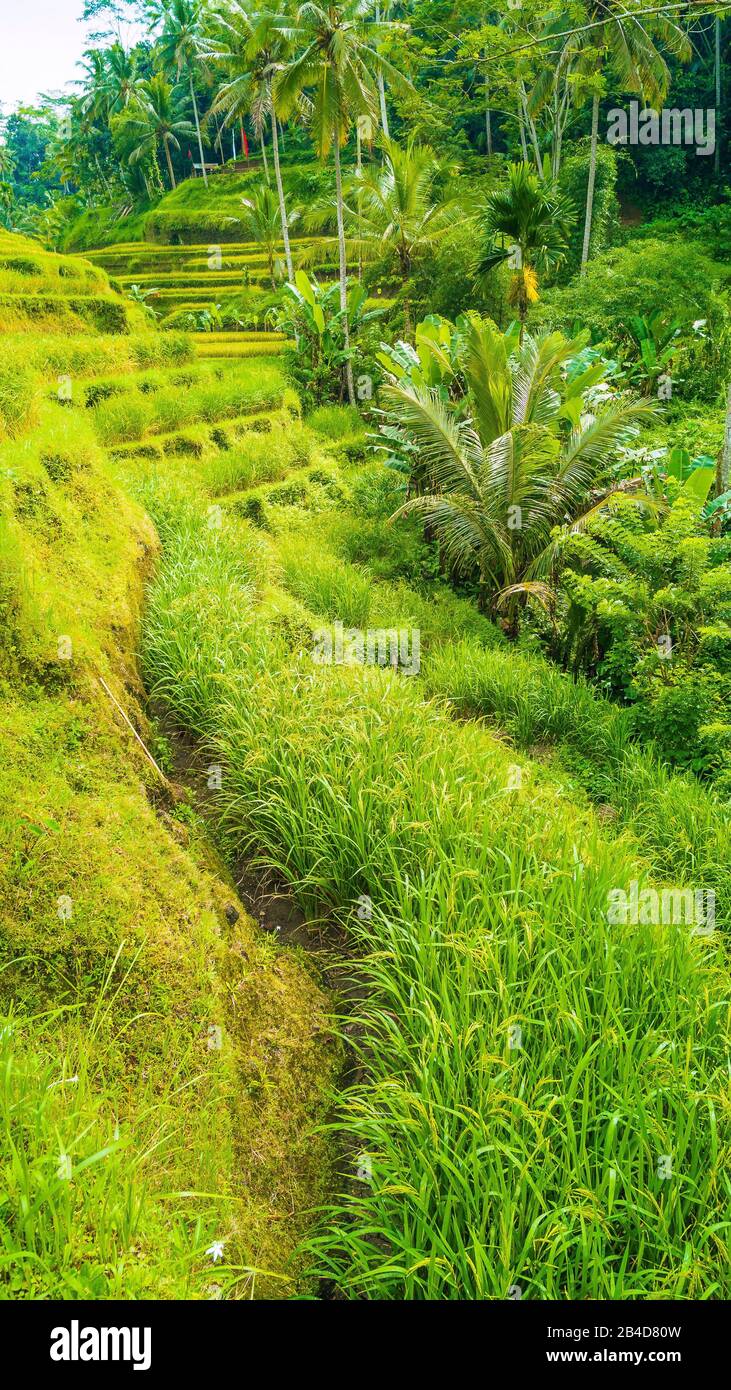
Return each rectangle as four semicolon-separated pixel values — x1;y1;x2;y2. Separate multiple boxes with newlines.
105;42;145;115
479;162;574;338
354;137;459;330
0;181;14;229
385;317;655;621
148;0;211;187
373;0;392;137
208;1;296;281
275;1;404;407
76;47;111;124
128;72;195;190
206;11;271;179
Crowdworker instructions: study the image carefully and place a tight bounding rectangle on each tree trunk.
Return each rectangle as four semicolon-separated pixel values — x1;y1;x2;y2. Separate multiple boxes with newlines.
163;136;177;190
376;4;390;138
356;123;363;282
259;128;270;183
189;71;208;188
334;134;356;407
715;17;722;179
718;377;731;495
403;280;412;335
270;90;293;282
551;90;561;180
520;83;542;177
214;116;224;164
518;110;529;164
580;91;600;275
485;61;492;156
94;154;113;198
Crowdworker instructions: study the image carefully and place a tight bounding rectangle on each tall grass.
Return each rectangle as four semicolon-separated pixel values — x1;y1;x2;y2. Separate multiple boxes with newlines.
141;501;730;1300
0;1003;218;1299
91;360;287;446
425;640;731;926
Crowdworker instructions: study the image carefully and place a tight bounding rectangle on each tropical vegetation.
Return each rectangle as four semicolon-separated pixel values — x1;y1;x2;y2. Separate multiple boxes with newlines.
0;0;730;1313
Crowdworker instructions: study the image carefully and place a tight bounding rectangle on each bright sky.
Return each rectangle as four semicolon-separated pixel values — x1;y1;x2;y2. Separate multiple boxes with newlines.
0;0;146;115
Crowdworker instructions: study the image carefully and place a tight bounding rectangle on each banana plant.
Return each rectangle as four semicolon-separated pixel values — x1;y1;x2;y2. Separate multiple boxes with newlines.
622;310;683;395
268;270;386;404
377;313;522;404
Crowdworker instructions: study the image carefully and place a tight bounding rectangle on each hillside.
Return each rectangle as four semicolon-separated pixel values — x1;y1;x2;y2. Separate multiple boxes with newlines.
2;221;728;1299
60;163;328;252
1;0;730;1322
0;230;338;1298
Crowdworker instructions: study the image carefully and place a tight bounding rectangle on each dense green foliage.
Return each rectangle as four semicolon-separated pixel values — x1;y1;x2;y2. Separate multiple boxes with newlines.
1;0;730;1309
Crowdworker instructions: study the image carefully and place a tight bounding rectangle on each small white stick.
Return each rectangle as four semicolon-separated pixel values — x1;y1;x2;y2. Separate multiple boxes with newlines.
98;675;168;783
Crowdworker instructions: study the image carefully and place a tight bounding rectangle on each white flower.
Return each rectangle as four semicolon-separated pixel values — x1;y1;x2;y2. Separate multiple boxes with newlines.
206;1241;225;1263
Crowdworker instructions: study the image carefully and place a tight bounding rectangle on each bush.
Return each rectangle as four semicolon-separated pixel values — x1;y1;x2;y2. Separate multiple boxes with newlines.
407;220;509;324
535;239;730;401
556;495;731;787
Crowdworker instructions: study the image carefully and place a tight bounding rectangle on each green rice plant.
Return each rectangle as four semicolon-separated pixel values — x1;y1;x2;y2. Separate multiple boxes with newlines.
141;498;730;1300
0;293;147;337
0;360;38;442
194;343;286;360
424;639;731;924
202;426;314;496
0;332;192;380
273;534;373;629
90;360;287;446
307;405;364;440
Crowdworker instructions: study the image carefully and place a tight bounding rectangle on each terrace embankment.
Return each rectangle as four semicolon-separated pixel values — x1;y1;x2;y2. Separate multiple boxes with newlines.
0;229;339;1299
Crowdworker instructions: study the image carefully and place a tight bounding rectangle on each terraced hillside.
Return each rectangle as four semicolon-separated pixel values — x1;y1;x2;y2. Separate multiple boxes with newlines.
0;230;338;1298
84;239;301;356
138;395;731;1295
60;162;327;253
2;228;729;1302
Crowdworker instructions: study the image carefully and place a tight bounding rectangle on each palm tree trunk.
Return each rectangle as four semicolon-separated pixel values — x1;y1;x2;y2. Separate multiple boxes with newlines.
357;124;363;282
402;274;412;335
711;377;731;532
259;128;270;184
551;91;560;180
189;71;208;188
376;4;390;138
580;92;600;275
715;17;722;179
94;154;113;198
520;83;542;177
485;61;492;156
270;92;293;282
163;136;177;190
333;134;356;407
518;110;529;164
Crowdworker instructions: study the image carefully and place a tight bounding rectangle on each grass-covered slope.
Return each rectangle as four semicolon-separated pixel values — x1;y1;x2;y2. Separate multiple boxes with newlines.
0;230;150;336
61;164;326;252
3;223;729;1302
81;239;299;345
138;408;730;1300
0;231;337;1299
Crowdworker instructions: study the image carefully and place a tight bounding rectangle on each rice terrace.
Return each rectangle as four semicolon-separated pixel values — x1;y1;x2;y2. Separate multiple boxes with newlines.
0;0;730;1326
